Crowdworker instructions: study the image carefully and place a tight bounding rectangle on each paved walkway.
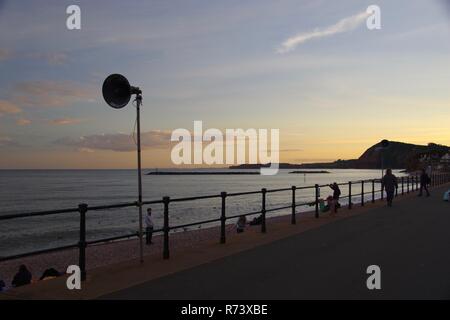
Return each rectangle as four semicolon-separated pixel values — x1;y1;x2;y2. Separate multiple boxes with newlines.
103;185;450;300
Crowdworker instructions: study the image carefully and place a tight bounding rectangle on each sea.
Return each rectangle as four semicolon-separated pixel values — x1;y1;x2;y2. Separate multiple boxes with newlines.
0;169;406;257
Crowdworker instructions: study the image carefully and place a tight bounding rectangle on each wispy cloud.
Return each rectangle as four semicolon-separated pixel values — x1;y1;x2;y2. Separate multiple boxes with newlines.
27;52;68;65
0;48;11;61
55;130;172;152
16;118;31;126
277;11;369;53
0;136;19;148
12;81;96;108
0;100;22;116
50;118;82;125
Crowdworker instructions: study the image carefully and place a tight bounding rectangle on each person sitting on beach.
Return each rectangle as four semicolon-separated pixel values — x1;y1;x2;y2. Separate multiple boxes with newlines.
145;208;154;245
236;215;247;233
11;264;32;287
329;183;341;214
39;268;61;281
249;214;263;226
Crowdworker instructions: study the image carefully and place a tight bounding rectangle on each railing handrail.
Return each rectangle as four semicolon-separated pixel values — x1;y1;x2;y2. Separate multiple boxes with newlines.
0;178;385;221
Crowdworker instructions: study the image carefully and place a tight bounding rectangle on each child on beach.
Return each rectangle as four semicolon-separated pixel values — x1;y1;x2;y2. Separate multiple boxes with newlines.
236;215;247;233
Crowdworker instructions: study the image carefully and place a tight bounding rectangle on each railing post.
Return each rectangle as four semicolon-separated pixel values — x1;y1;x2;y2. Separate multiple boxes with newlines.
220;192;227;244
348;181;352;209
380;178;384;200
401;176;404;195
361;180;365;206
163;196;170;259
261;188;267;233
396;180;399;197
407;176;410;194
416;174;419;190
372;179;375;203
78;203;87;281
314;184;320;218
291;186;296;225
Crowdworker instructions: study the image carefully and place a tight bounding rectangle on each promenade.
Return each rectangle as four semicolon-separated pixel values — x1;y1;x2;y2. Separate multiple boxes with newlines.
2;184;449;299
104;184;450;300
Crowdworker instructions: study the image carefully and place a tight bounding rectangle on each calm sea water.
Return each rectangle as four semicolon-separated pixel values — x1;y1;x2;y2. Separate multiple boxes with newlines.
0;169;405;257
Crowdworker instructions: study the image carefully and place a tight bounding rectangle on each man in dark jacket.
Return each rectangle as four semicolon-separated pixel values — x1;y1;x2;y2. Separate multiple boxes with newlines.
382;169;398;207
329;182;341;213
418;168;431;197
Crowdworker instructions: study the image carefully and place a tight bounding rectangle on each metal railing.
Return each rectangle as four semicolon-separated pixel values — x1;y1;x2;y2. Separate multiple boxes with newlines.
1;172;449;280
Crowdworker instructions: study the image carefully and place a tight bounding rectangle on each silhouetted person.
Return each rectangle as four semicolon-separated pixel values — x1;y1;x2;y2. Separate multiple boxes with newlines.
249;214;263;226
329;182;341;213
382;169;398;207
11;265;32;287
39;268;61;280
418;169;431;197
236;215;247;233
145;208;154;245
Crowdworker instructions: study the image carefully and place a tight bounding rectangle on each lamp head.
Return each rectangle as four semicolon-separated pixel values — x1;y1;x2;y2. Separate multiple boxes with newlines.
381;139;390;148
102;74;134;109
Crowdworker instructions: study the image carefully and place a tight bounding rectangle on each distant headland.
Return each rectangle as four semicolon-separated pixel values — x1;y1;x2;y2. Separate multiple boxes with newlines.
146;171;259;175
229;140;450;171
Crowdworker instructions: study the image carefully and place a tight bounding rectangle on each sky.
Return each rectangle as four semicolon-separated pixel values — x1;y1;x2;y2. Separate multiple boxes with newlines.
0;0;450;169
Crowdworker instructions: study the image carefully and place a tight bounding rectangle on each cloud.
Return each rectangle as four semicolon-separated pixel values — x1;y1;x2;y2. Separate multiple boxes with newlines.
277;11;369;53
51;118;82;125
0;48;11;61
16;118;31;126
27;52;68;65
13;81;96;108
55;130;172;152
0;100;22;116
0;136;19;148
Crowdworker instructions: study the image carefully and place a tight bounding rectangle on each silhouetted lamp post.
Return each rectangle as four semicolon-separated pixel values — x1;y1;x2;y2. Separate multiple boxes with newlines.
102;74;144;263
378;139;390;178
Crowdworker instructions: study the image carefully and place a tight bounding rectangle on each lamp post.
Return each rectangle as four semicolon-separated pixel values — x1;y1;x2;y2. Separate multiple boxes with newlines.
102;74;144;263
377;139;390;179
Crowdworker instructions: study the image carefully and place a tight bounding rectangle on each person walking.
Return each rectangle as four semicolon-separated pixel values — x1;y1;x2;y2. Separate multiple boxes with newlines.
418;168;431;197
382;169;398;207
145;208;154;245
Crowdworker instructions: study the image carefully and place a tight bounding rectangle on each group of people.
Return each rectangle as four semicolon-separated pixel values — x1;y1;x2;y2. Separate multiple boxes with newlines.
0;265;62;292
382;168;431;206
